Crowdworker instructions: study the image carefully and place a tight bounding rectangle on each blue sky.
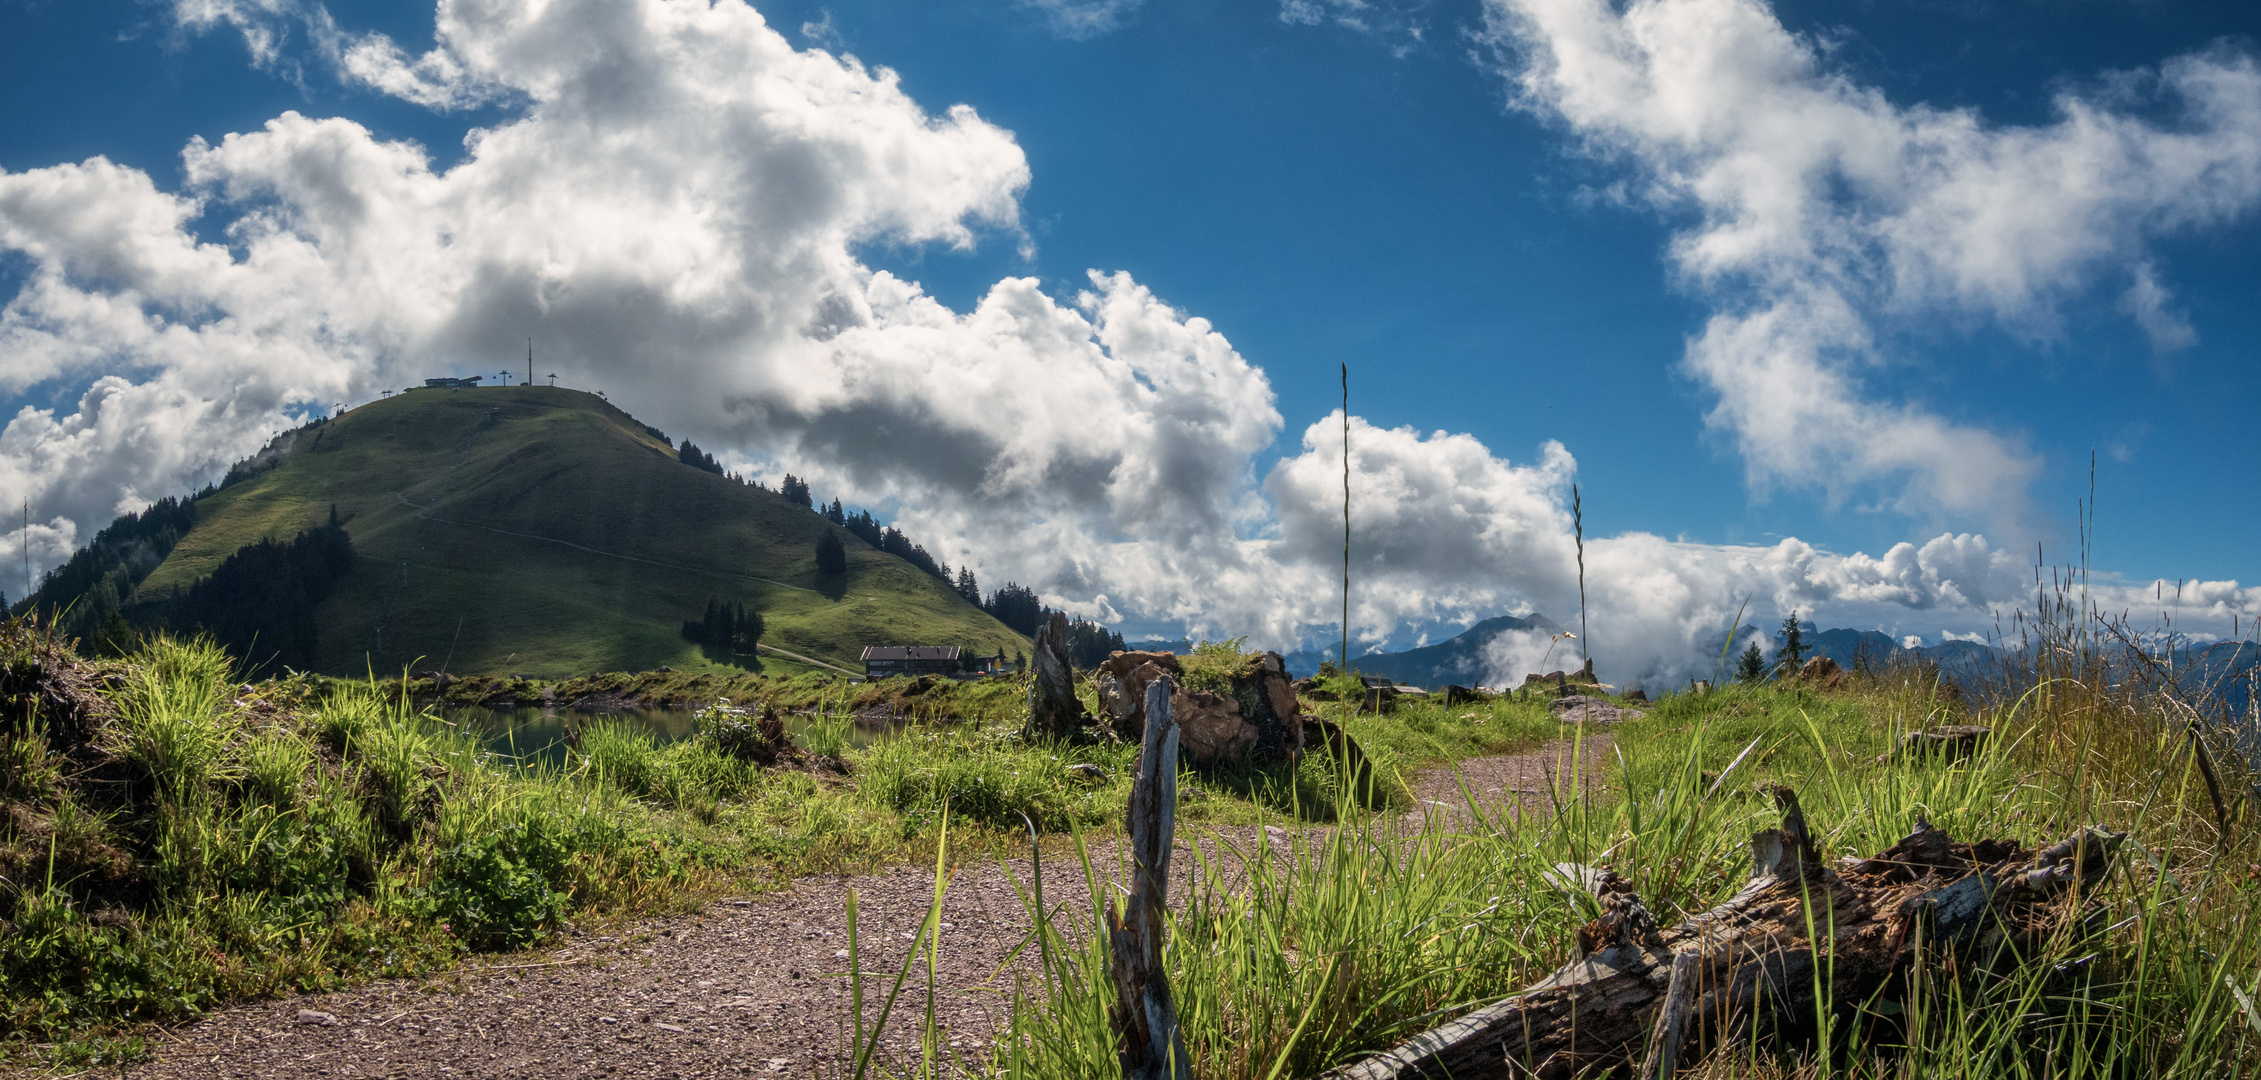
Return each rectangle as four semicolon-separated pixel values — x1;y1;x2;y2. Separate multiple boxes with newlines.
3;0;2257;678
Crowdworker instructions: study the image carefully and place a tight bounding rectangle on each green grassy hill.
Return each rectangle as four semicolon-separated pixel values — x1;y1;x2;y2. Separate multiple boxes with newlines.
126;387;1027;677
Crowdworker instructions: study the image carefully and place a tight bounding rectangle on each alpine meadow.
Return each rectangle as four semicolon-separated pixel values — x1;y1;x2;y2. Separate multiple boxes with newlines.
4;0;2261;1077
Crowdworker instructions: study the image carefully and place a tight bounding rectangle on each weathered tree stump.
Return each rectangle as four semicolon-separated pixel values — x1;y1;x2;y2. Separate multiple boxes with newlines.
1110;677;1192;1080
1023;611;1092;742
1320;785;2124;1079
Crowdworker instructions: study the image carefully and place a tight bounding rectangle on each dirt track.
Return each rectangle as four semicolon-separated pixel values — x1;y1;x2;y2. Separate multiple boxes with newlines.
100;736;1610;1080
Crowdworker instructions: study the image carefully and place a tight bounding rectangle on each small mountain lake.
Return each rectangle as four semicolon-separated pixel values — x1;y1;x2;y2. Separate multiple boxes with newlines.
439;704;907;766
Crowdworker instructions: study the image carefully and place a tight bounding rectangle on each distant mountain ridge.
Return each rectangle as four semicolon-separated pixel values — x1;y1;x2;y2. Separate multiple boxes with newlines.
1805;627;2000;683
1280;613;1561;686
1269;618;2024;693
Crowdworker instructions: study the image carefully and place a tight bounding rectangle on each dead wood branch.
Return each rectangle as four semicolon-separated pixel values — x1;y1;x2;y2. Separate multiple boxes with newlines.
1321;786;2124;1080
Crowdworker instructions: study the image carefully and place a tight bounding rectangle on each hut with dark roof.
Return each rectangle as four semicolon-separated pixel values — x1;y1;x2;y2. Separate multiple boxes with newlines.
860;645;962;679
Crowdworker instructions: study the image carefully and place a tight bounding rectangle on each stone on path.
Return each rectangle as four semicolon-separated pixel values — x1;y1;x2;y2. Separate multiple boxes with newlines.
1550;696;1645;725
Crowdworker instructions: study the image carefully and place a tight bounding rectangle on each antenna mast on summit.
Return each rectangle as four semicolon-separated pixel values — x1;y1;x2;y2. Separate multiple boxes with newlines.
527;339;534;387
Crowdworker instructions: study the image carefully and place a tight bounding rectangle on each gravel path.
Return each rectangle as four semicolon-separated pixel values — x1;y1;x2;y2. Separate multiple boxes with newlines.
94;734;1611;1080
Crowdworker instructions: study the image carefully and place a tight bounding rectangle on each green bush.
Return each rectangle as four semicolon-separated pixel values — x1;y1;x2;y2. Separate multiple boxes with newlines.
425;826;571;950
1178;637;1251;695
0;887;213;1034
689;700;785;762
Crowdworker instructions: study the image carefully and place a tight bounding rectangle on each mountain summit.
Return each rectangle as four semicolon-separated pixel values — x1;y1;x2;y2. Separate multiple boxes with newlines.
45;386;1027;677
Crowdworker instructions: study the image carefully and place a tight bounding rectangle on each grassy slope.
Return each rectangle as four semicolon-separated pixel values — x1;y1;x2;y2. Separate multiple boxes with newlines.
135;387;1028;677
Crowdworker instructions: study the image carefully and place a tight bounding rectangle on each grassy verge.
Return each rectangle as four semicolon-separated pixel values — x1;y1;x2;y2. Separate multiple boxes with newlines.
0;627;1561;1067
986;660;2261;1078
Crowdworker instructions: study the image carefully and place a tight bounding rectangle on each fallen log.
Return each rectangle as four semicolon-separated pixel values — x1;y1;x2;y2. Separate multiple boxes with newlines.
1321;785;2124;1080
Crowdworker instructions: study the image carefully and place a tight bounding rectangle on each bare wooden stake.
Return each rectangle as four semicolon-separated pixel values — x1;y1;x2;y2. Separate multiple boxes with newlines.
1110;677;1192;1080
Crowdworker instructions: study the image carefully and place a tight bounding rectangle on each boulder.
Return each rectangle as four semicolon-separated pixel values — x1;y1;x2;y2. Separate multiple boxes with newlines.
1066;763;1110;786
1892;724;1990;763
1097;648;1306;767
1175;689;1258;765
1442;685;1488;707
1796;655;1846;689
1096;651;1184;741
1361;684;1423;715
1551;696;1645;725
1518;670;1570;693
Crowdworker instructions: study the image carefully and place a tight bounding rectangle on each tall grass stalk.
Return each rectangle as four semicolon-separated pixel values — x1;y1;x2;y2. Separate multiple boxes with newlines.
847;809;955;1080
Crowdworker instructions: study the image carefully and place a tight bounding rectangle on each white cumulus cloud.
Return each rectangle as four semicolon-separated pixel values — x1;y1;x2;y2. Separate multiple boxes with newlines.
1481;0;2261;529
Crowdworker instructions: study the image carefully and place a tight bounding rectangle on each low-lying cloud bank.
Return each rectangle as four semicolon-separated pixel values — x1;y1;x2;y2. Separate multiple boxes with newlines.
2;0;2256;683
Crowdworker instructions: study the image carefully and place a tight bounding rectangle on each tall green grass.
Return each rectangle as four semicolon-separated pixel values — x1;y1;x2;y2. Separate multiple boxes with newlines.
988;645;2261;1077
1;632;721;1057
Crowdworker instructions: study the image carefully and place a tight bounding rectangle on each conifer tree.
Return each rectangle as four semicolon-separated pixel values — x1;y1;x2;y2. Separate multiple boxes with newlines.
781;474;812;509
735;605;764;652
1737;641;1768;683
1777;611;1807;673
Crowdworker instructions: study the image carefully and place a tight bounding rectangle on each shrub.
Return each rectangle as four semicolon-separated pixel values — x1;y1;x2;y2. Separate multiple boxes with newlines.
1178;637;1252;695
691;700;786;763
426;826;571;950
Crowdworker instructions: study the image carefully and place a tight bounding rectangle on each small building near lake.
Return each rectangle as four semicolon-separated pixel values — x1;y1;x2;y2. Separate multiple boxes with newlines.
861;645;963;679
861;646;1013;679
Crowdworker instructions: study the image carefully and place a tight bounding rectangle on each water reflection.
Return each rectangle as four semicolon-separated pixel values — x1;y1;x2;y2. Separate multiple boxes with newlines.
438;704;904;766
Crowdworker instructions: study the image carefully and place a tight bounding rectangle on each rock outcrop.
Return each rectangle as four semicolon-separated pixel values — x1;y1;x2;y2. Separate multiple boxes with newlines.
1550;696;1645;725
1794;655;1846;689
1096;649;1306;767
